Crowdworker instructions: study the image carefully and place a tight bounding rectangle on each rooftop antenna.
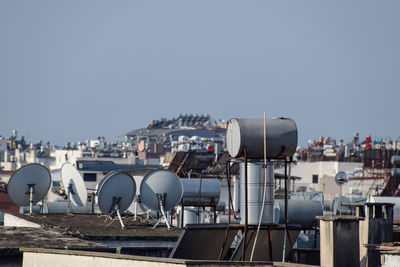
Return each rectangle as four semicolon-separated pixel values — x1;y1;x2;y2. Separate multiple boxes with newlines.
335;171;349;197
140;169;183;229
7;164;51;214
96;171;136;229
61;163;87;213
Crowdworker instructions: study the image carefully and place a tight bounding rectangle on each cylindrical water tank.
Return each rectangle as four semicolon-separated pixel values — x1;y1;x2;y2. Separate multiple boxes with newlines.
181;178;220;206
240;161;274;225
233;175;240;212
183;207;197;226
43;201;92;214
19;205;41;214
274;199;323;228
227;118;298;159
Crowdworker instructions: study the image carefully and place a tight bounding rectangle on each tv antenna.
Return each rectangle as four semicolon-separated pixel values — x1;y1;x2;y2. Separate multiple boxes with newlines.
7;164;51;214
61;163;87;212
140;169;183;229
96;171;136;229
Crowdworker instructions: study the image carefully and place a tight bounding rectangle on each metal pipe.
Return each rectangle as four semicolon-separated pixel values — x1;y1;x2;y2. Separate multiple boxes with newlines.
29;185;34;215
181;206;184;228
214;205;217;223
242;147;248;261
230;234;244;261
282;158;288;262
227;160;231;225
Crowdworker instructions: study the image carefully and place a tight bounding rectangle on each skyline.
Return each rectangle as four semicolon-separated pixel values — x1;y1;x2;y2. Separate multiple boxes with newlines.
1;1;399;146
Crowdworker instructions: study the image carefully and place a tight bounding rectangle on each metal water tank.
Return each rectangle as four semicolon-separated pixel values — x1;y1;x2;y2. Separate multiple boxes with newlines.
274;199;323;228
240;161;274;225
19;205;41;214
181;178;220;206
183;207;198;226
226;118;298;159
43;201;92;214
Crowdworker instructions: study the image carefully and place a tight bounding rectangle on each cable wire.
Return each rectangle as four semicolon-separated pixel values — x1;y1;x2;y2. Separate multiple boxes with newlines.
250;111;268;261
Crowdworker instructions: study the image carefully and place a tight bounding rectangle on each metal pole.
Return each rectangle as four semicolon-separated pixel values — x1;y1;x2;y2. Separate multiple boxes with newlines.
241;147;248;261
181;206;184;228
214;205;217;223
67;183;72;213
29;185;34;215
227;160;231;225
282;157;288;262
285;158;288;227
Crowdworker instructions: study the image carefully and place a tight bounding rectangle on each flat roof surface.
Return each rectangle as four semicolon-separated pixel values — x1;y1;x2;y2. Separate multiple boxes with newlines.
0;227;106;255
13;214;181;241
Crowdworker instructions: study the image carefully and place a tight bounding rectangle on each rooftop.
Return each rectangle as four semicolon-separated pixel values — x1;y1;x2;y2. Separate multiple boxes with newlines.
0;227;106;256
9;214;181;241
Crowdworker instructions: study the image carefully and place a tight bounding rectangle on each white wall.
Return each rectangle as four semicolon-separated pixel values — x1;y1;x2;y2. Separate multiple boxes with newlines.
276;161;362;191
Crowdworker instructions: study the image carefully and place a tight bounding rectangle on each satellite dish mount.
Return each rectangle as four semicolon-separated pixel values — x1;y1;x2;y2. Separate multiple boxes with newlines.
153;193;170;229
66;182;76;213
25;183;36;214
108;196;125;229
96;171;136;230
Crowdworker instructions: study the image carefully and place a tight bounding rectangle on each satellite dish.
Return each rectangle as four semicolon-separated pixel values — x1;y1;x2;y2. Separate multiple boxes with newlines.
61;163;87;207
7;164;51;214
96;170;119;195
140;169;183;229
97;171;136;229
335;171;348;197
335;171;349;186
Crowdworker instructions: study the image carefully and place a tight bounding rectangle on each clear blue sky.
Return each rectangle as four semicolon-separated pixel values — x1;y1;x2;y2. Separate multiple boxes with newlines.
1;1;399;146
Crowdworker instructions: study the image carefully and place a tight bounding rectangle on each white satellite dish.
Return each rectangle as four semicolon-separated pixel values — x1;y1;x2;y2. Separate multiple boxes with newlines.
61;163;87;209
140;169;183;229
97;171;136;229
335;171;349;197
7;164;51;214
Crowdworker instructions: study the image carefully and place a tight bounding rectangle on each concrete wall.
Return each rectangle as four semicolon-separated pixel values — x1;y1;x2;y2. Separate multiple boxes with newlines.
21;248;277;267
319;217;361;267
23;252;179;267
359;204;393;267
381;253;400;267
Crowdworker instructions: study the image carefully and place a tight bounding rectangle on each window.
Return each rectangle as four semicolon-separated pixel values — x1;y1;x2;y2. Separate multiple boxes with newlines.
83;173;97;182
312;174;318;184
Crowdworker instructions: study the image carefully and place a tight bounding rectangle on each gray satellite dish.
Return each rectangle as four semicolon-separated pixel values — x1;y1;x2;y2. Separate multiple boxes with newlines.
61;163;87;209
140;169;183;229
335;171;349;197
7;164;51;214
96;170;119;193
97;171;136;229
335;171;349;186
